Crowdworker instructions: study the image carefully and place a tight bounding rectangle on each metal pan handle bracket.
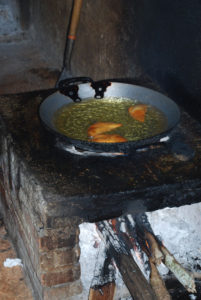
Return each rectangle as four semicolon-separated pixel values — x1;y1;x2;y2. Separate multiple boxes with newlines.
91;80;111;99
58;77;93;102
58;77;111;101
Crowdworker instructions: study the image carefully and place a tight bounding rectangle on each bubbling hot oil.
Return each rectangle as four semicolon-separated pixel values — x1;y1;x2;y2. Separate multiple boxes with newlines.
54;97;168;142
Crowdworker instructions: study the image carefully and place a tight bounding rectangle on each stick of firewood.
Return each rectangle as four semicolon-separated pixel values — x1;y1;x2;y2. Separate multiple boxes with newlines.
89;241;116;300
149;259;172;300
134;221;171;300
144;230;164;265
89;282;116;300
97;220;156;300
193;272;201;279
135;215;196;295
160;244;196;293
134;214;164;266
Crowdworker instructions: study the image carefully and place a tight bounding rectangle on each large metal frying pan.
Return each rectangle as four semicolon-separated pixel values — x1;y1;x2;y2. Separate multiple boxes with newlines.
39;77;180;152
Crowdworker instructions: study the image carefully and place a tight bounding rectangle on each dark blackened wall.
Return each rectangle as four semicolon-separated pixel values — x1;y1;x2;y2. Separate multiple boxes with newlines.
72;0;140;80
29;0;141;79
18;0;31;30
20;0;201;119
31;0;72;67
134;0;201;118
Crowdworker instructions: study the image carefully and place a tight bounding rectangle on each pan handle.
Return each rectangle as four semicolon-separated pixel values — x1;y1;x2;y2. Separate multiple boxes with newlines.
58;77;112;101
58;76;93;88
58;77;93;102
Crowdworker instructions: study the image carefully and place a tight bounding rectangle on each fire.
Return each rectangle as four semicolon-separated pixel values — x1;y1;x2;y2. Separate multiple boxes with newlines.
145;239;150;249
109;219;117;233
133;245;144;266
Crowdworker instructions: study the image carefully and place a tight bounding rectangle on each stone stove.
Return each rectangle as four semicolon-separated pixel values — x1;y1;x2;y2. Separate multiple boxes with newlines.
0;86;201;299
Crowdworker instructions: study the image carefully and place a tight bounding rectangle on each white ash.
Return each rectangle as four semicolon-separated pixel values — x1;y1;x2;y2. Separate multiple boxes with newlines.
90;240;113;287
126;214;135;227
79;222;131;299
189;294;197;300
130;248;150;281
146;203;201;275
56;143;123;157
157;262;169;276
160;136;170;142
3;258;23;268
78;222;101;293
120;221;127;233
78;203;201;299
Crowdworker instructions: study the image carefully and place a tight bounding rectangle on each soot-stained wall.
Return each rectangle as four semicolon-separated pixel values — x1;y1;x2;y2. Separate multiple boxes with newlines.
30;0;141;79
71;0;139;80
19;0;201;119
134;0;201;119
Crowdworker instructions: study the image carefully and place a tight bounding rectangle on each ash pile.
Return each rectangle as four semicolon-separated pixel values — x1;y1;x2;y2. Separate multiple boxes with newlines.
78;204;201;300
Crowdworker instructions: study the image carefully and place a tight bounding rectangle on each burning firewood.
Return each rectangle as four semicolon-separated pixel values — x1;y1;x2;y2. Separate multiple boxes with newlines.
149;259;172;300
89;282;116;300
160;244;196;293
97;220;156;300
144;230;164;265
89;241;116;300
135;213;196;294
91;214;197;300
193;272;201;279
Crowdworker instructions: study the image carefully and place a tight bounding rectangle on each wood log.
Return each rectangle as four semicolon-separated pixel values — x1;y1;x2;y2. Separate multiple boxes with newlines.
89;282;116;300
115;251;156;300
90;241;116;288
160;244;196;293
144;230;164;265
193;272;201;279
149;259;172;300
97;220;156;300
138;225;196;295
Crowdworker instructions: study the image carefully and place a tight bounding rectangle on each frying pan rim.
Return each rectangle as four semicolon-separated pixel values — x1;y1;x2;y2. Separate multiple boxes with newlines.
39;81;181;151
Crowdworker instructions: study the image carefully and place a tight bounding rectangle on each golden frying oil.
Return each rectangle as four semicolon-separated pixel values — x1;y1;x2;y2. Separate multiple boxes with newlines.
54;97;168;142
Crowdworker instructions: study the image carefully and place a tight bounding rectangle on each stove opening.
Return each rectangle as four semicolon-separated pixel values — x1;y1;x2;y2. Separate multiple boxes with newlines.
79;207;201;300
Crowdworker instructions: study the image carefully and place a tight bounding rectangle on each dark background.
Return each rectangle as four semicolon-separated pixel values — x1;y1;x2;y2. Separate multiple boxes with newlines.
1;0;201;121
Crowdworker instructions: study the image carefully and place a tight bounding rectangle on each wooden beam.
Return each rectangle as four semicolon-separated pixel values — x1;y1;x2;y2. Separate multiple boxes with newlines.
89;282;115;300
97;220;156;300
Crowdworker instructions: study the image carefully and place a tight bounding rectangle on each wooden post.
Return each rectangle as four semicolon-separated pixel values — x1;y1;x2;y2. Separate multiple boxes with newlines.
89;282;116;300
88;241;116;300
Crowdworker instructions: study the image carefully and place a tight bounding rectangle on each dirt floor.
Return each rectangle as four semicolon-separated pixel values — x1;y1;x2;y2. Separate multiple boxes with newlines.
0;219;34;300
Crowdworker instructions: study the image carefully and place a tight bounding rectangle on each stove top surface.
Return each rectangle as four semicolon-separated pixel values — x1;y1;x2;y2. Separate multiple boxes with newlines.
0;88;201;221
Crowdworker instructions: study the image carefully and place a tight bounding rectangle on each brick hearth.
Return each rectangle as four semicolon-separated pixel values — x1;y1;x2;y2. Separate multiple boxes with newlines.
0;139;82;299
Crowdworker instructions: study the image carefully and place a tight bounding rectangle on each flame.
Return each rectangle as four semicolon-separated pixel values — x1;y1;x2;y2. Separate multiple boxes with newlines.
133;245;144;265
145;239;150;249
111;219;117;233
